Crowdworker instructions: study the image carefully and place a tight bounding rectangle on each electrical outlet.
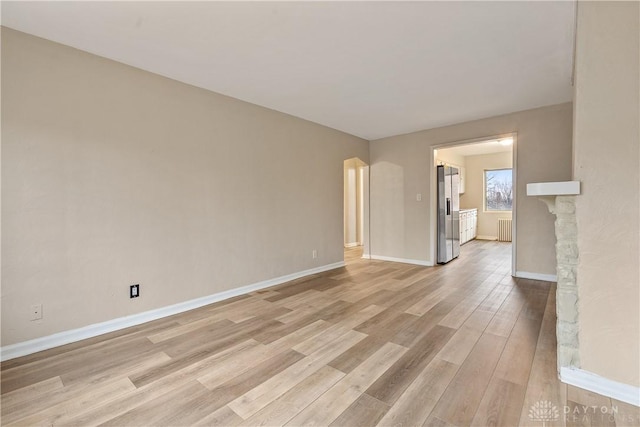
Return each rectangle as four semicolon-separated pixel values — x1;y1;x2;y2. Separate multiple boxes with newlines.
312;249;318;259
130;284;140;298
30;304;43;321
416;193;422;201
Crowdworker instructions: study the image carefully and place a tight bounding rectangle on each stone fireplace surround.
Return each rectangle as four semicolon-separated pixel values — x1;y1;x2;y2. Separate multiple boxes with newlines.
526;181;581;373
528;181;640;407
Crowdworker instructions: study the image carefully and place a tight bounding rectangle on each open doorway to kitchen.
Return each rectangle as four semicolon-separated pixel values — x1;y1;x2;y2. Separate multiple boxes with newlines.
431;134;516;275
344;158;369;262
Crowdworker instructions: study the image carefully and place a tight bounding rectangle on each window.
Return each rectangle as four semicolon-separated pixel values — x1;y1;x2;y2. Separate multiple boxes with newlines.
485;168;513;211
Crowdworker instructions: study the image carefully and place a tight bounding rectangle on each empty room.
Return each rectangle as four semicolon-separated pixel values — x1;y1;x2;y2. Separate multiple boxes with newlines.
1;1;638;426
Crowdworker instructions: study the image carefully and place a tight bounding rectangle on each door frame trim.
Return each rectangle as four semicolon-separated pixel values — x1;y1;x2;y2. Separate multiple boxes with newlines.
429;132;517;276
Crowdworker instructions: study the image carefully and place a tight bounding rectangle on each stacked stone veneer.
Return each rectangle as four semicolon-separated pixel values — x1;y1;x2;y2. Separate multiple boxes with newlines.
553;195;580;371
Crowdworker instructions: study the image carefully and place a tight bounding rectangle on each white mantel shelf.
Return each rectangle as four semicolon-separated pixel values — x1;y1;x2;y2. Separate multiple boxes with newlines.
527;181;581;214
526;181;581;196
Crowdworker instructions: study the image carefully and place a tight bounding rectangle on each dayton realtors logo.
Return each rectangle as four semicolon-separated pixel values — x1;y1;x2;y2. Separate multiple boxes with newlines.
528;401;560;426
529;400;632;425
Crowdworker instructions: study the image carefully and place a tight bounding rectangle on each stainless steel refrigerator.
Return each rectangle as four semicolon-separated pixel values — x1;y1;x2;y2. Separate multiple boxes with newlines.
437;165;460;264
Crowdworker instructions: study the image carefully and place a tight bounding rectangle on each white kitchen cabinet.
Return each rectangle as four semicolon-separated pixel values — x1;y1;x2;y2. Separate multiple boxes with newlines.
471;209;477;239
459;208;477;245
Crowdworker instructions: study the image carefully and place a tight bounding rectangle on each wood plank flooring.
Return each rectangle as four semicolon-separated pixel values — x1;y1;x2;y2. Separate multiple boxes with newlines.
2;240;638;426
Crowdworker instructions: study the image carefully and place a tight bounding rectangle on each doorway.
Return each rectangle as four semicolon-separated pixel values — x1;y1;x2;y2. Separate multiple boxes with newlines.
430;134;516;275
344;158;369;260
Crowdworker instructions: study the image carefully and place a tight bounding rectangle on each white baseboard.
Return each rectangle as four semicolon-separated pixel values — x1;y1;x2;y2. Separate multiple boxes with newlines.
361;253;371;259
515;270;558;282
476;235;498;241
561;367;640;407
344;242;360;248
0;261;345;362
369;254;433;267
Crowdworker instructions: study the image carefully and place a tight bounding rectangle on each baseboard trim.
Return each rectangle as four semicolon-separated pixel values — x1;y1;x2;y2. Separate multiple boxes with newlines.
515;270;558;282
560;367;640;407
476;235;498;241
344;242;360;248
0;261;345;362
369;254;433;267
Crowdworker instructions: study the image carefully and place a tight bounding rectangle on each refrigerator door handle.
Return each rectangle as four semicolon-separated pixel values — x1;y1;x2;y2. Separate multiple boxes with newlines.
446;198;451;215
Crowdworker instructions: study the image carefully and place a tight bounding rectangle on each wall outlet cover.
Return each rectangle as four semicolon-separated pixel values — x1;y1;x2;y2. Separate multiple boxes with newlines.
130;284;139;298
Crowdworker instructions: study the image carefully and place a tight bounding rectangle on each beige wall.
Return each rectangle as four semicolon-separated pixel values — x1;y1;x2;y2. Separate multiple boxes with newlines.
1;28;369;346
460;151;513;239
573;2;639;387
435;150;466;169
370;102;573;273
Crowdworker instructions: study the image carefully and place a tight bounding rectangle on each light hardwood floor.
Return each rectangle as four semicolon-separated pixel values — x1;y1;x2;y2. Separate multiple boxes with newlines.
2;240;638;426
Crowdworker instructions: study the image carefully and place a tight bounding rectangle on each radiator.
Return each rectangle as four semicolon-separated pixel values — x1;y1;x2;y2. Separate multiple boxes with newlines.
498;218;512;242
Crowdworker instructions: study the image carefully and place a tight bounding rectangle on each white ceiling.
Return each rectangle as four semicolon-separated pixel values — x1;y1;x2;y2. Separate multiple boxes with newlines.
1;1;576;140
